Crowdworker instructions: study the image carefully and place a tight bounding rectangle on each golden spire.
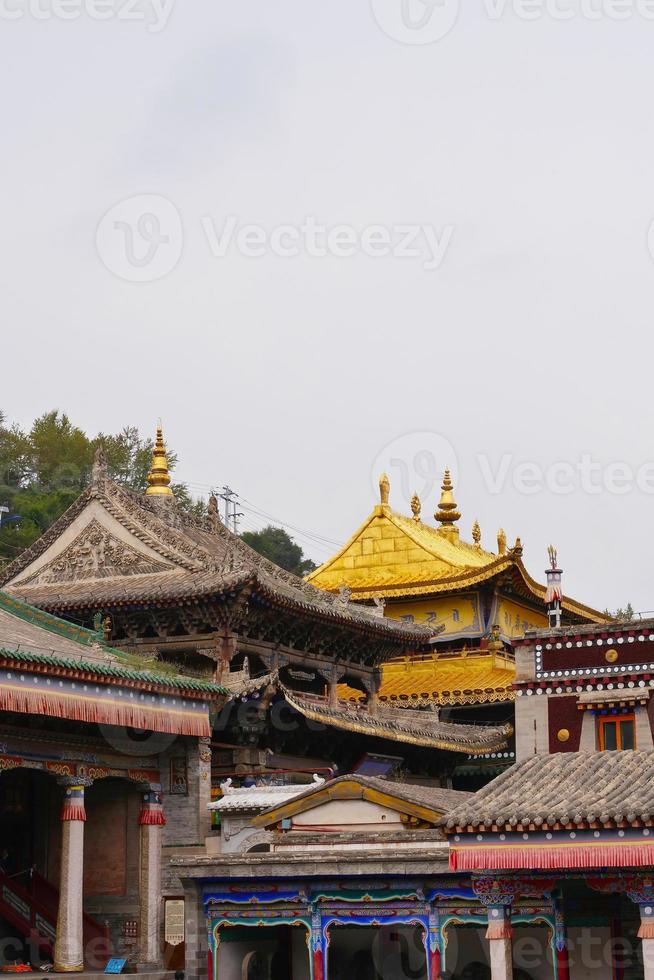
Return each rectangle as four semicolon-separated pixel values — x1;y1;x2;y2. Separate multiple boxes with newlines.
411;491;421;522
497;528;507;556
472;519;481;547
434;469;461;540
146;425;173;496
379;473;390;506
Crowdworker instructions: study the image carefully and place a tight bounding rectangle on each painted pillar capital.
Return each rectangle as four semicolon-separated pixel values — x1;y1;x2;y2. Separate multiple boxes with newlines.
60;785;86;823
139;789;166;826
472;877;514;952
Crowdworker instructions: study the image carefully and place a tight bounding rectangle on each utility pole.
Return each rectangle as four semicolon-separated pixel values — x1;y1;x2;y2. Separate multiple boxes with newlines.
217;487;243;533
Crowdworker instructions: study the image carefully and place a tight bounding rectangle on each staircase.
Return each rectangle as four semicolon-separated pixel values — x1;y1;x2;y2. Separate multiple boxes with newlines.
0;867;110;962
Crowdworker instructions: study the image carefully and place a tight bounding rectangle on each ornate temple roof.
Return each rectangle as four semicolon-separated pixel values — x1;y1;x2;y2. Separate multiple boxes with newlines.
443;751;654;831
281;684;512;754
307;472;606;626
0;442;435;648
339;651;516;707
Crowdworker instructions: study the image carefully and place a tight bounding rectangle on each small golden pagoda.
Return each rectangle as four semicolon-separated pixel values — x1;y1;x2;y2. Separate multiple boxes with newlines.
308;470;607;710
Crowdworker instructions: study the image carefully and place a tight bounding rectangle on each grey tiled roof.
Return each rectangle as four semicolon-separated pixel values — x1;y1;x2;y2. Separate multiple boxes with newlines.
444;751;654;829
1;479;435;644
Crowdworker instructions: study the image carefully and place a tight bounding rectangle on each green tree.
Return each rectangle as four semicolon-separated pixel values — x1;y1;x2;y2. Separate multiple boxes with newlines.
241;525;317;576
0;410;202;567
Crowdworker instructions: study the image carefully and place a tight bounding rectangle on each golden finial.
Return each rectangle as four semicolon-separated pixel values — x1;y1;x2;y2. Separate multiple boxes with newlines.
497;528;507;556
434;469;461;537
411;491;421;522
472;519;481;547
379;473;390;506
513;536;523;558
548;544;558;569
145;425;174;496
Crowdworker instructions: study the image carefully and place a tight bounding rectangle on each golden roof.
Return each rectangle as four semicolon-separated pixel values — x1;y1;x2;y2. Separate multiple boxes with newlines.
307;471;607;625
339;652;516;707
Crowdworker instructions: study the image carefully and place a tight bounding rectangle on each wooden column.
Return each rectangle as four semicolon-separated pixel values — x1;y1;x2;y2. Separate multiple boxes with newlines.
553;896;570;980
486;903;513;980
473;878;514;980
54;784;86;973
311;910;326;980
427;906;442;979
138;789;166;967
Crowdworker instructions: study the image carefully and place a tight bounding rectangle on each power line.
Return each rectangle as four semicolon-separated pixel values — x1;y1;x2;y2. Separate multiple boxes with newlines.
216;486;243;534
184;480;341;552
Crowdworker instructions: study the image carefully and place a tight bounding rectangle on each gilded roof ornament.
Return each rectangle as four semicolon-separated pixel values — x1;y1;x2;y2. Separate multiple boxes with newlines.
472;519;481;547
513;536;523;558
497;528;507;556
411;492;421;523
145;425;174;497
434;469;461;536
379;473;390;506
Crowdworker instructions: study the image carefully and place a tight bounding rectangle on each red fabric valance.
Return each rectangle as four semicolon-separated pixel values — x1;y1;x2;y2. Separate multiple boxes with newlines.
450;840;654;871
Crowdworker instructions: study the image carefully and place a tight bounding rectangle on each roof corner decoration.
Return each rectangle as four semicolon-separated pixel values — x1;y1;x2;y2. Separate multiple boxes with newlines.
91;443;108;485
379;472;391;506
146;424;174;497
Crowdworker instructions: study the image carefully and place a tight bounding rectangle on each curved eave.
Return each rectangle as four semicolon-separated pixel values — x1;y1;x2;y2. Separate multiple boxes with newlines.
329;557;606;627
282;688;510;756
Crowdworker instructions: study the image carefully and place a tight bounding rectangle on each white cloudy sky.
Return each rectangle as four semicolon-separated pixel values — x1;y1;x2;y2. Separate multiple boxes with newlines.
2;0;653;612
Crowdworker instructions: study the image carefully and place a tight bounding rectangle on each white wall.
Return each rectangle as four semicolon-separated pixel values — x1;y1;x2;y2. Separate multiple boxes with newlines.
292;798;403;831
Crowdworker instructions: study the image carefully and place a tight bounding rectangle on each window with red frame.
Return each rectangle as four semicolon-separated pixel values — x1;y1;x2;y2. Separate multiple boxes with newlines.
597;713;635;751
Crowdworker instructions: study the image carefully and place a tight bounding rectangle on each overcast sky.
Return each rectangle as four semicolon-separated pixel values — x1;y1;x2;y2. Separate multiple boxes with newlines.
2;0;653;613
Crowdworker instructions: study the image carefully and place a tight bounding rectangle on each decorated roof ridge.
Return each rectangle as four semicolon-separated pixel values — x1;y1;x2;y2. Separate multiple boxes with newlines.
0;475;436;644
252;772;471;828
0;590;107;649
280;683;512;755
0;645;227;695
306;488;499;591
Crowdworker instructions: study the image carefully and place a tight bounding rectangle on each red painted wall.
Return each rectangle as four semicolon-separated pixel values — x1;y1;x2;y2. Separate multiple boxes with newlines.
548;696;584;753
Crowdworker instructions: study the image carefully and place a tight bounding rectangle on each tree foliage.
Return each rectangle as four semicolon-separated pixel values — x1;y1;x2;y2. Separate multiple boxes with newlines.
241;525;317;576
0;410;201;567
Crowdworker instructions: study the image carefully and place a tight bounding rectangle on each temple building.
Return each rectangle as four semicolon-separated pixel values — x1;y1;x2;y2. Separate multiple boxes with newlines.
307;471;606;784
0;588;225;973
173;607;654;980
3;427;641;980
